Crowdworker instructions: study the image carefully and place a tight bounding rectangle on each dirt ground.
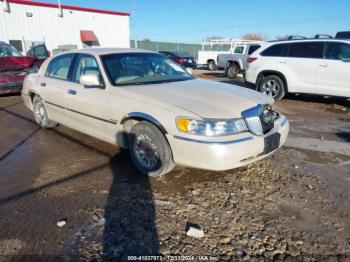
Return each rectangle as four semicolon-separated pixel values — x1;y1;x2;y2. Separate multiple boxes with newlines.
0;70;349;261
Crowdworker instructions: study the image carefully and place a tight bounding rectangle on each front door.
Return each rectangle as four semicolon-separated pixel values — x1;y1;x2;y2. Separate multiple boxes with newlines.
64;54;115;144
316;42;350;97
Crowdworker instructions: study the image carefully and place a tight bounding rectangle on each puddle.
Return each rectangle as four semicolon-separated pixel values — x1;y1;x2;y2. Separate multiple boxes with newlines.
278;204;324;233
150;167;225;195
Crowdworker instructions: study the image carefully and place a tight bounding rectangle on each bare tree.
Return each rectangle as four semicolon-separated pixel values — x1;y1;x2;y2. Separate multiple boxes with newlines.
205;36;224;41
242;33;265;41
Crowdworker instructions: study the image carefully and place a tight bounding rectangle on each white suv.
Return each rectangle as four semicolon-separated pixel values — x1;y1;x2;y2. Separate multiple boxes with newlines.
245;39;350;100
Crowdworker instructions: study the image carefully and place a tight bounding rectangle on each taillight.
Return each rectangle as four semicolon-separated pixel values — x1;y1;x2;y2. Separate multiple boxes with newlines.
176;58;185;63
247;57;257;63
47;50;51;57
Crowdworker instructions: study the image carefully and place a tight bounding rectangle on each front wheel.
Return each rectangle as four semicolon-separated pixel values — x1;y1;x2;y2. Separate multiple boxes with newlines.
129;121;175;177
208;61;216;71
258;75;286;100
225;63;239;79
33;95;57;128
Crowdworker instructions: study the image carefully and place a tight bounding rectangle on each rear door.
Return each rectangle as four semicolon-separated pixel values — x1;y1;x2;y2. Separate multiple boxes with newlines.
316;42;350;97
64;54;115;143
285;42;324;93
40;53;75;125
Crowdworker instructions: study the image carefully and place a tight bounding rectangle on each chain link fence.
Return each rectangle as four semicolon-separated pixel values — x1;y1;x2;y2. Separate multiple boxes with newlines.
130;40;230;58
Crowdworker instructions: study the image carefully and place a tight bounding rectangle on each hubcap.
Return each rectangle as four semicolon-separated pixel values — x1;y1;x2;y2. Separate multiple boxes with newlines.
34;100;45;125
261;80;280;98
209;62;215;70
228;66;237;78
133;134;159;170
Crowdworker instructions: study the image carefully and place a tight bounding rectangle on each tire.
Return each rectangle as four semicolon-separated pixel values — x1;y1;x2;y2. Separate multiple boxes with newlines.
225;63;239;79
208;61;216;71
258;75;286;100
32;95;57;128
128;121;175;177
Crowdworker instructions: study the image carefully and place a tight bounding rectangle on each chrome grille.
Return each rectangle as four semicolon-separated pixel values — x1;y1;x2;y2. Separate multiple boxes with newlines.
242;104;278;136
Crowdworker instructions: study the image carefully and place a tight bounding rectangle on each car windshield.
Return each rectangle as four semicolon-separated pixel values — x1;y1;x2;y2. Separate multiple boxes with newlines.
173;51;190;58
101;53;194;86
0;44;22;57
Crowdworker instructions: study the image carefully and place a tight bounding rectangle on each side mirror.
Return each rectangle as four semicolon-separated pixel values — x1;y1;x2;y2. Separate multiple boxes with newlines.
79;74;102;88
185;67;194;75
341;58;350;63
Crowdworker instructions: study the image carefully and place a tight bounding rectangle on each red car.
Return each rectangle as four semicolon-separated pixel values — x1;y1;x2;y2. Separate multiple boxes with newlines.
0;41;49;95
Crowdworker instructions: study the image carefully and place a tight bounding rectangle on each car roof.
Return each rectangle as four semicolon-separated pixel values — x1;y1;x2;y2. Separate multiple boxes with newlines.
60;47;158;56
267;38;350;44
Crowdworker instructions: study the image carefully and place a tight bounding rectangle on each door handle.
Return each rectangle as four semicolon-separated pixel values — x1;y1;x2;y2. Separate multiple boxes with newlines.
319;63;329;67
67;89;77;95
279;60;287;64
40;82;46;87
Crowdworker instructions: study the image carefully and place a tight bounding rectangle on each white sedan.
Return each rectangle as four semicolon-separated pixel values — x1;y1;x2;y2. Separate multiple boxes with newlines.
22;48;289;176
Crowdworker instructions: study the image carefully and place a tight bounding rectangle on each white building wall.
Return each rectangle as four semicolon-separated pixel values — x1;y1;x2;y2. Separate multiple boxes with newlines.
0;1;129;52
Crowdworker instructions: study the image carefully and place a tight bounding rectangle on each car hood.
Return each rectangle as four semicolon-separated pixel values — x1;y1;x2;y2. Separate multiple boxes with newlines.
0;56;35;71
124;79;273;118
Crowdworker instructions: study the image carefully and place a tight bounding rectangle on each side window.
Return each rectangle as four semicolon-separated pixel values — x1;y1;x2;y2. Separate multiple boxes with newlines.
261;44;288;57
248;45;261;55
46;54;74;80
72;55;102;84
29;45;48;59
324;42;350;60
234;46;244;54
288;42;323;58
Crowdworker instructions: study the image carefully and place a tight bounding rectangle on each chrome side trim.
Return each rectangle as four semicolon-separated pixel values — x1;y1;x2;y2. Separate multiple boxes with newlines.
281;117;288;127
173;135;253;145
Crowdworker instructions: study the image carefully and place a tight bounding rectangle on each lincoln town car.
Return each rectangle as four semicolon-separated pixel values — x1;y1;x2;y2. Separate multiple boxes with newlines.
22;48;289;176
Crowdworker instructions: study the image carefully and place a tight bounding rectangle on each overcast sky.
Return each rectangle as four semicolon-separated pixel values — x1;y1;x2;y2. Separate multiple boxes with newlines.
44;0;350;42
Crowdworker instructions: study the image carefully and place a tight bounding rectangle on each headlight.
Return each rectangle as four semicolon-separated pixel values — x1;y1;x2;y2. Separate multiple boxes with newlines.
176;117;248;136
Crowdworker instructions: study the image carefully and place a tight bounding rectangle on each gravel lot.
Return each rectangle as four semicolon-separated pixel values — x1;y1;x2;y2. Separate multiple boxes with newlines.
0;70;349;261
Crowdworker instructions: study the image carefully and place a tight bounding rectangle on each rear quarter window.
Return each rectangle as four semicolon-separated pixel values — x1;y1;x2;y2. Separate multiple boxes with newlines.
234;46;244;54
248;45;261;55
261;44;288;57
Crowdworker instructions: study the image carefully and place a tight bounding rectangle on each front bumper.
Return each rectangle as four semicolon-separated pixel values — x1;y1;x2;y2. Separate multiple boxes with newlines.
167;116;289;171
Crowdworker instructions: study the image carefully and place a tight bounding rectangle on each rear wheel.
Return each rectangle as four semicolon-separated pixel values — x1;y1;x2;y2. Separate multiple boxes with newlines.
33;95;57;128
225;63;239;79
208;60;216;71
129;121;175;177
258;75;286;100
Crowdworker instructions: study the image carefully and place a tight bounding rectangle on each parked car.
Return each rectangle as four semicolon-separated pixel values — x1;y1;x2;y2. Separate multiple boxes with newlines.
335;31;350;39
197;50;230;70
197;40;263;71
245;39;350;100
217;43;262;79
159;51;197;69
22;48;289;176
0;41;49;95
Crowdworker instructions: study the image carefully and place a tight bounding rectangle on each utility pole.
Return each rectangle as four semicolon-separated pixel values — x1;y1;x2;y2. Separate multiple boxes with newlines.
58;0;63;17
3;0;10;12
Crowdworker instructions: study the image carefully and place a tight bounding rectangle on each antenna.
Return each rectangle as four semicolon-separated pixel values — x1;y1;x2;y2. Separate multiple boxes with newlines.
58;0;63;17
132;3;136;16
